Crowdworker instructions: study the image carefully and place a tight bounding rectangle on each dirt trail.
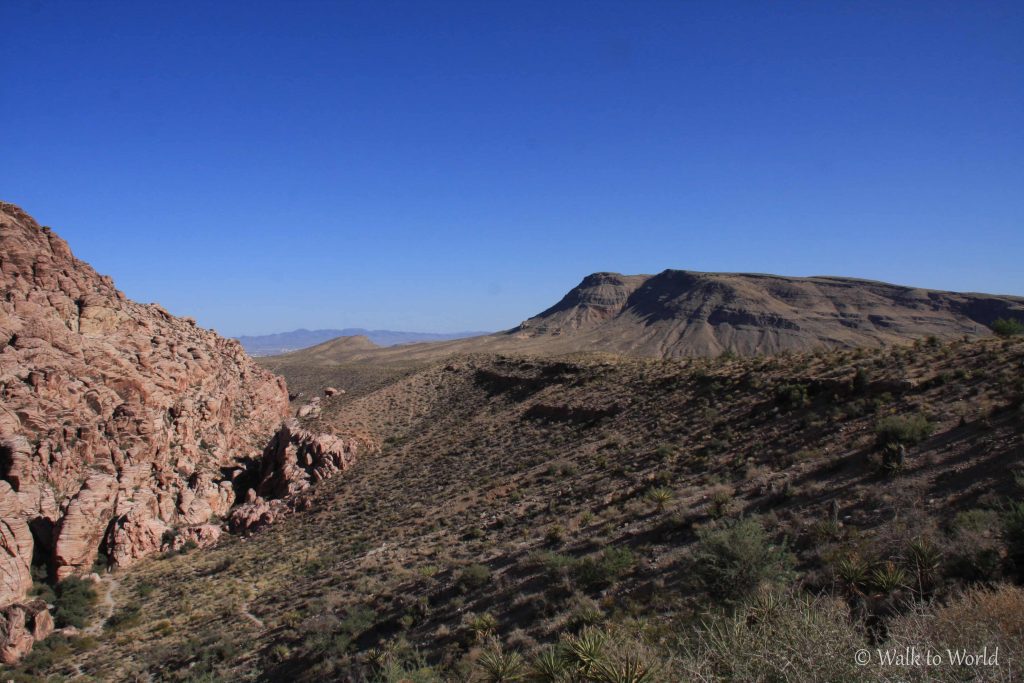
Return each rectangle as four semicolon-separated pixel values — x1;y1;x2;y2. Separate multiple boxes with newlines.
85;576;120;636
239;600;264;628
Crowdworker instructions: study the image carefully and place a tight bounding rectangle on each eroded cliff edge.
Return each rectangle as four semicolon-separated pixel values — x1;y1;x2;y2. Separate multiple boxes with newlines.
0;202;292;610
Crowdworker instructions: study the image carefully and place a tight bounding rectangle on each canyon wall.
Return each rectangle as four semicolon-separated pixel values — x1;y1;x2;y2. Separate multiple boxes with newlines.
0;202;290;608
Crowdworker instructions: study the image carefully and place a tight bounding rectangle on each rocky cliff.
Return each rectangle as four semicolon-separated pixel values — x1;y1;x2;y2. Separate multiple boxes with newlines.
0;202;290;609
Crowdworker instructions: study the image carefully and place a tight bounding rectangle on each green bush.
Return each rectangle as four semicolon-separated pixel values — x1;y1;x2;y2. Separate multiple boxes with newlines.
572;547;635;592
992;318;1024;337
15;634;72;675
53;576;98;629
875;413;933;448
105;604;142;631
947;509;1004;584
689;518;794;603
456;563;492;592
775;384;809;410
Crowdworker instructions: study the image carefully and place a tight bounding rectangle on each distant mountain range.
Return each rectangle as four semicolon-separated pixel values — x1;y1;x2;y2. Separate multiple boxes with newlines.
263;270;1024;366
235;328;489;356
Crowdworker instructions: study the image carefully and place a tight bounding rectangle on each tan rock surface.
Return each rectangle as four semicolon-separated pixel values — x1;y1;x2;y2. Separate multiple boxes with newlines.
0;202;290;604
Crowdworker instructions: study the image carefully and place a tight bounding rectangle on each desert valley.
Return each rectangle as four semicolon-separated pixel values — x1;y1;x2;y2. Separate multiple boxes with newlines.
1;202;1022;681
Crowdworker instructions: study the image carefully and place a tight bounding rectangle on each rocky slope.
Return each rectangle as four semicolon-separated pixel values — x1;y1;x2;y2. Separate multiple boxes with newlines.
260;270;1024;399
0;202;291;618
11;337;1022;680
510;270;1024;357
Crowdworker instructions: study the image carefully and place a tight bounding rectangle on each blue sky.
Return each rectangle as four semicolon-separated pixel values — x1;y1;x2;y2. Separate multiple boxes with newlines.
2;1;1021;336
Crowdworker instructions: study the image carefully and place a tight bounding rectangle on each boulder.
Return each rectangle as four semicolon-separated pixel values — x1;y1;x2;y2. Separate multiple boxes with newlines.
0;599;53;665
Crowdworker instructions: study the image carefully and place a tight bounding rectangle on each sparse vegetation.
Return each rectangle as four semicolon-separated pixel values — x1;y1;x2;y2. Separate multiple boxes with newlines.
6;338;1024;681
53;576;97;629
689;517;795;603
992;317;1024;337
875;413;933;447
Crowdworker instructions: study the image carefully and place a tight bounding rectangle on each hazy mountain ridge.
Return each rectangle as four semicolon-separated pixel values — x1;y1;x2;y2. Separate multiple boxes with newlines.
263;270;1024;387
236;328;489;356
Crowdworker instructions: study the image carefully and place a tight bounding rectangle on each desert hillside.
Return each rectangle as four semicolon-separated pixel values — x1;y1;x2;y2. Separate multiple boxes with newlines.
260;269;1024;399
512;270;1024;356
0;204;292;661
8;333;1022;681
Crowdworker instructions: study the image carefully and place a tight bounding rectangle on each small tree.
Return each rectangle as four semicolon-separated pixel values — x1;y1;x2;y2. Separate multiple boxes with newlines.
53;576;98;628
992;318;1024;338
690;518;794;603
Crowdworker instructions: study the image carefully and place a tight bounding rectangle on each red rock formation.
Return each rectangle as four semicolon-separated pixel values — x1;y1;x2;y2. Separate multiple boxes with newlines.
229;419;375;532
0;202;290;609
0;599;52;664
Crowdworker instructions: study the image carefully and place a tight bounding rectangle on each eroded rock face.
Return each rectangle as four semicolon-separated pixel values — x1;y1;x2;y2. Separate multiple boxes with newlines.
0;599;53;664
229;419;374;532
0;202;290;606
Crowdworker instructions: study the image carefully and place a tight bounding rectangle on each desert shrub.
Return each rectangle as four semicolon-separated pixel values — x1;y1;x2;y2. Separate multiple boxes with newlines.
1001;501;1024;579
707;485;735;519
53;576;98;628
947;509;1004;584
676;592;867;683
875;413;933;447
852;367;871;393
991;318;1024;337
886;584;1024;682
14;634;72;675
572;547;635;592
105;604;142;631
456;563;492;592
544;524;565;545
689;518;794;603
775;383;809;410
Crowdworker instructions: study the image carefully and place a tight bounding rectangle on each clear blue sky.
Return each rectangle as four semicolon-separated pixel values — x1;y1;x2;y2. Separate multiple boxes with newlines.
2;1;1021;336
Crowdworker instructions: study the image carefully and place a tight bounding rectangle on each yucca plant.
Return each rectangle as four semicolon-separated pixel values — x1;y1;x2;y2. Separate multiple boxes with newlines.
904;539;942;595
470;612;499;642
590;654;656;683
478;639;525;682
871;561;908;594
526;647;569;682
746;588;782;625
835;555;870;595
646;487;673;512
563;626;607;676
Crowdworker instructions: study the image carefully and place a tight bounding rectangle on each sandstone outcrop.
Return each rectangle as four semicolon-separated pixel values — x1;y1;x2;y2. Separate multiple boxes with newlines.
229;419;375;532
0;599;53;664
0;202;290;610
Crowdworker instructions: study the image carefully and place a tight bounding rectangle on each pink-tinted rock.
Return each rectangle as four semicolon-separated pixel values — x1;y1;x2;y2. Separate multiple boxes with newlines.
170;523;221;551
0;202;290;602
0;599;53;664
0;483;33;607
251;419;370;500
228;420;375;532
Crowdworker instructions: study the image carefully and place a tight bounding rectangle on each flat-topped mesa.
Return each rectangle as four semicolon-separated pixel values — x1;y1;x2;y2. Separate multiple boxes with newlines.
0;203;290;615
512;269;1024;357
